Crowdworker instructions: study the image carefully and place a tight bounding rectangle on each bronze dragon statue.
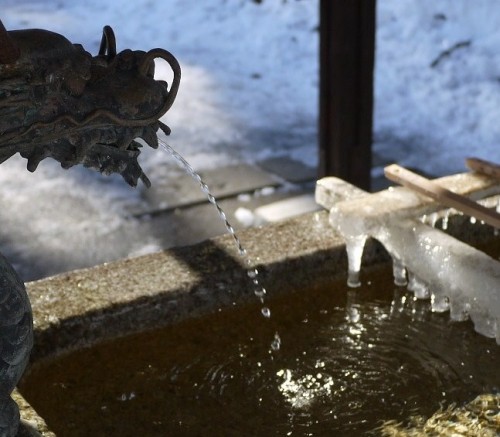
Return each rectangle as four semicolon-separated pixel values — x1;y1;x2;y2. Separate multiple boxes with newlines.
0;19;180;436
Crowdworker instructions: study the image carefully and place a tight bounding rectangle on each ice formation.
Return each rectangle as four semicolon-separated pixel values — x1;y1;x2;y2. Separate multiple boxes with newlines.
316;176;500;344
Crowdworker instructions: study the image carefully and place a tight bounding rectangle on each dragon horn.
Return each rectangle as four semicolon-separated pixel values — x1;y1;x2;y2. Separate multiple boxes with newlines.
0;20;20;64
98;25;117;60
139;48;181;116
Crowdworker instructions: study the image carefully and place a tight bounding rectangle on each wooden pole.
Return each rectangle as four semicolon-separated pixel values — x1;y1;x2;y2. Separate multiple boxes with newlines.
466;157;500;181
318;0;376;190
385;164;500;229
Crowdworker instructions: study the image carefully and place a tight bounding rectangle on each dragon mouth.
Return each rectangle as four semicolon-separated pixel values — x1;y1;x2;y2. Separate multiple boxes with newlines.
83;140;151;188
81;122;171;187
20;122;171;188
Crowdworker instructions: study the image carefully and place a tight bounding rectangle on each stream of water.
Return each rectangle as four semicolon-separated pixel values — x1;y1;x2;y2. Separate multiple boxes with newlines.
158;139;280;351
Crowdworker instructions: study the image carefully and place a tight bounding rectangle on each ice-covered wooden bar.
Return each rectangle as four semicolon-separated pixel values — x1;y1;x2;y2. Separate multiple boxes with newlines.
316;171;500;344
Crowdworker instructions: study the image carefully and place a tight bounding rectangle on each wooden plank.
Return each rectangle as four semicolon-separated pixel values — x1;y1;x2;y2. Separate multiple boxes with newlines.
318;0;376;190
384;164;500;229
466;157;500;181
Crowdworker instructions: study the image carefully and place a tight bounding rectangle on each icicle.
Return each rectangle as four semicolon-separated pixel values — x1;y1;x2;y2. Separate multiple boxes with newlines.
391;256;407;286
429;212;439;228
449;296;470;321
431;293;449;313
317;176;500;344
441;209;450;230
407;273;430;299
345;235;367;288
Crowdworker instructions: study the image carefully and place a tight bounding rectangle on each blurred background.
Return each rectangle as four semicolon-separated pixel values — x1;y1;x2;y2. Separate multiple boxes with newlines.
1;0;499;280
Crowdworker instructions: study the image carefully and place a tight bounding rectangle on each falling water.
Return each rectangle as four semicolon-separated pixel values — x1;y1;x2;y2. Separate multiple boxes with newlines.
158;138;280;351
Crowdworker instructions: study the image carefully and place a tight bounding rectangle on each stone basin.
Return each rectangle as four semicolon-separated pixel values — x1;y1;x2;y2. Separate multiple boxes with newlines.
14;177;500;436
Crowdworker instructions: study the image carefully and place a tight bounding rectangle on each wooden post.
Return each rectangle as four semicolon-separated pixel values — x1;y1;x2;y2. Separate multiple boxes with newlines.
318;0;376;190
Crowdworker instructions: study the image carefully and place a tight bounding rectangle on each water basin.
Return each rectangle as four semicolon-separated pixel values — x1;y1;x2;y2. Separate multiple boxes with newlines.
20;261;500;436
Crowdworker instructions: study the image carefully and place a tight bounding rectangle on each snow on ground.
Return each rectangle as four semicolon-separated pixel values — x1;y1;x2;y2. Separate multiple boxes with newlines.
376;0;500;175
1;0;500;279
2;0;319;169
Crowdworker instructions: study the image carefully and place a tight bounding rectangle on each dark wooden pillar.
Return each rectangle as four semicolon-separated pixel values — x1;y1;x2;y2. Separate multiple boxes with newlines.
318;0;376;190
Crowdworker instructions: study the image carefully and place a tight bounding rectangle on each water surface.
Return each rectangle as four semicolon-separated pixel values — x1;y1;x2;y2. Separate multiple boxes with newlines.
21;264;500;436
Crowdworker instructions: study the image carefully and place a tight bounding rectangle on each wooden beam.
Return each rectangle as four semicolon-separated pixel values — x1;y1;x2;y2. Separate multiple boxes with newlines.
318;0;376;190
385;164;500;229
466;157;500;181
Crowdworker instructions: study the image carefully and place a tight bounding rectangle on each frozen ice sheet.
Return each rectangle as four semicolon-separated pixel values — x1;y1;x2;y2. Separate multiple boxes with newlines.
316;176;500;344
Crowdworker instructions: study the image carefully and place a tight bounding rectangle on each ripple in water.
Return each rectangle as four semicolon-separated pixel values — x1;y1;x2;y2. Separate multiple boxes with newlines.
20;265;500;436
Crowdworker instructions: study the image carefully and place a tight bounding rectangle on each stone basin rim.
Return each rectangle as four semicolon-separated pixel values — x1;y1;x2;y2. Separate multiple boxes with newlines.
24;210;366;365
